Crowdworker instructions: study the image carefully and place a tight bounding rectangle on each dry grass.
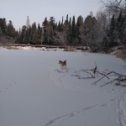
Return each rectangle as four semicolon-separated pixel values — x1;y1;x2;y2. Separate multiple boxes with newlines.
116;50;126;59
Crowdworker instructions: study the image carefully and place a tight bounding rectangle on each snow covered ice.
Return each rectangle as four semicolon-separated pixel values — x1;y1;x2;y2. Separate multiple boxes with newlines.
0;47;126;126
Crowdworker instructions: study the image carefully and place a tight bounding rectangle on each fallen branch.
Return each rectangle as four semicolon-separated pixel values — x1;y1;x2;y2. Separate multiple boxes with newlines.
97;71;126;87
72;66;126;87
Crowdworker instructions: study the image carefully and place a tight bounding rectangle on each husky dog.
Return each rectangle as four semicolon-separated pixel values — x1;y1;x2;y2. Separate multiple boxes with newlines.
58;60;67;71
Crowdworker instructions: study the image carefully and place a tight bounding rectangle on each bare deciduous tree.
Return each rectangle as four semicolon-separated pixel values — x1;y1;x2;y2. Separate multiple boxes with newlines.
102;0;126;16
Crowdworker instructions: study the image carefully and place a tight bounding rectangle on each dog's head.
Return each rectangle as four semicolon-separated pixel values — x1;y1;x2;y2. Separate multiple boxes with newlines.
59;60;67;66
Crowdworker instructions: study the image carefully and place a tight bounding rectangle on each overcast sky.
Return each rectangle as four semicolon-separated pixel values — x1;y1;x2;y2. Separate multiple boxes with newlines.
0;0;102;29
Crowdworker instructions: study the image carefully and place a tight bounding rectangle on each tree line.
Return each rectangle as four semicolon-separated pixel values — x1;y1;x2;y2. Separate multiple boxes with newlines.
0;0;126;51
0;18;17;38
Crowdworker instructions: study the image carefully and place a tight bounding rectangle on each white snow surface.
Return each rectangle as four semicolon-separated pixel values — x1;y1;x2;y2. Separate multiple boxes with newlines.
0;47;126;126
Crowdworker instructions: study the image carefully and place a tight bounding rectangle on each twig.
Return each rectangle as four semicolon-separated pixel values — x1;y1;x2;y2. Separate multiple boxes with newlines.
96;71;110;79
92;72;112;85
100;79;116;87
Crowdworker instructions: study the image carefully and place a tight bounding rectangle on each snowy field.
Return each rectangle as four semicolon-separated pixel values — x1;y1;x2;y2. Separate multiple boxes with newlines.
0;47;126;126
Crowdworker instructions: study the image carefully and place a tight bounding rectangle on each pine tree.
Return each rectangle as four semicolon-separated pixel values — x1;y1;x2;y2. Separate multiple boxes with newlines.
30;22;37;44
42;18;48;44
66;17;72;44
49;17;56;31
62;14;70;44
37;24;43;44
65;14;69;25
116;11;123;43
43;17;54;44
57;21;61;31
19;25;27;43
116;11;126;45
70;16;78;44
0;18;7;34
83;15;98;47
69;17;71;25
0;27;2;36
72;16;76;37
64;15;69;34
61;16;64;25
76;16;83;44
107;15;118;47
123;14;126;45
25;26;32;44
7;20;17;38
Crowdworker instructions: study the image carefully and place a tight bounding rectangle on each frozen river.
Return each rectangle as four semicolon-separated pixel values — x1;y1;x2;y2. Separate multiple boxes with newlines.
0;47;126;126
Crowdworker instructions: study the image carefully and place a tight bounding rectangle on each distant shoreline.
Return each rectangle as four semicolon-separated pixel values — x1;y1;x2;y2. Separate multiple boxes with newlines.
1;43;126;59
0;43;89;51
